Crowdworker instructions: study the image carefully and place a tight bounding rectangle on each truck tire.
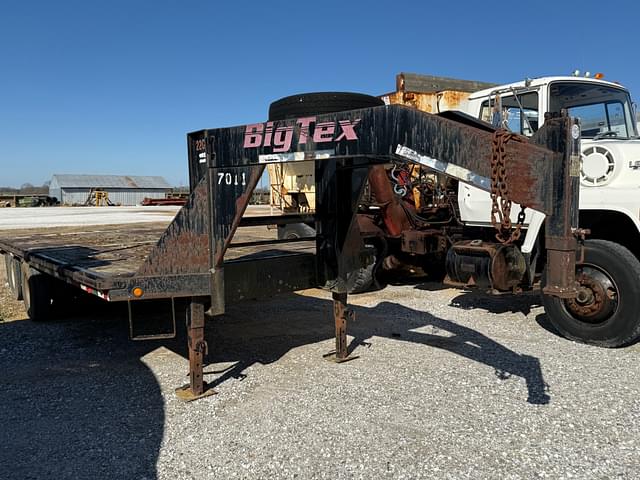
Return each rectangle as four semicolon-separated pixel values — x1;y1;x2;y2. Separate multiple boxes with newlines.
277;223;316;240
4;254;23;301
269;92;384;121
347;258;376;294
542;240;640;347
21;264;54;321
347;243;384;294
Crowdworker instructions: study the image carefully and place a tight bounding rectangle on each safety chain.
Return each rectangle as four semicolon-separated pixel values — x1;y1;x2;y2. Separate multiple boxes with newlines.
490;129;527;244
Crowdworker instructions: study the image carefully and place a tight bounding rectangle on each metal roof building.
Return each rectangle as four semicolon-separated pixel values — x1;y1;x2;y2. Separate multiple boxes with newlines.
49;174;172;206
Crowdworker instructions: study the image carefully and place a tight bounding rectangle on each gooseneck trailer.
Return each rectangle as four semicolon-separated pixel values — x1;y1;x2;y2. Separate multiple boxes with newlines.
1;101;583;400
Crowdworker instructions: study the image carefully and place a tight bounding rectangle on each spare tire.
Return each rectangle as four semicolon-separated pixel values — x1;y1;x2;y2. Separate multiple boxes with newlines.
269;92;384;121
277;223;316;240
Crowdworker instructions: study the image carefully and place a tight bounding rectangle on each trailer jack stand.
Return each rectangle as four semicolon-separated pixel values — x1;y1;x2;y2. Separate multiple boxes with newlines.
323;292;358;363
175;297;218;402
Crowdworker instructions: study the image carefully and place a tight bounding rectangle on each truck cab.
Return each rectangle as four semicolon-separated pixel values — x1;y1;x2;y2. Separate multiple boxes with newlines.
458;75;640;260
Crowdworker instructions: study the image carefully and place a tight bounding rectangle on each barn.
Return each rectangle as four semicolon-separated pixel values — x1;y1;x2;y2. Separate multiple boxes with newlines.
49;174;172;206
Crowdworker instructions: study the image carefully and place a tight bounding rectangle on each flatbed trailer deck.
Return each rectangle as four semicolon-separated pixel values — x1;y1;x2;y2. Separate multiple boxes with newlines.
0;222;314;290
0;103;581;400
1;223;169;281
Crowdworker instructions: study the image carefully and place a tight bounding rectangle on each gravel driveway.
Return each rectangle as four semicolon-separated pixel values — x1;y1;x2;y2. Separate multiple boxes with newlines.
1;264;639;479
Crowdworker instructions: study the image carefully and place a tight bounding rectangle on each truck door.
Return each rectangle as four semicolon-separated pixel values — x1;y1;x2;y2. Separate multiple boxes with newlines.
459;90;540;226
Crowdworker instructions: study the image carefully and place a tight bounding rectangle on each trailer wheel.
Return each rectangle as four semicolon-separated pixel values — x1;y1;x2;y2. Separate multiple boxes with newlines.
542;240;640;347
21;265;54;321
4;254;23;301
268;92;384;121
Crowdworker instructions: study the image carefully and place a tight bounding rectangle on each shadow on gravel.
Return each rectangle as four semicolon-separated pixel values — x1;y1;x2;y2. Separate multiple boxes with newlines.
534;312;563;339
0;301;171;480
205;294;550;405
0;289;550;479
447;288;542;316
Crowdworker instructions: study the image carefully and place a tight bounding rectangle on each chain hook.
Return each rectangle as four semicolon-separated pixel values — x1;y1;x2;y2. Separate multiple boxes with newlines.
490;130;527;244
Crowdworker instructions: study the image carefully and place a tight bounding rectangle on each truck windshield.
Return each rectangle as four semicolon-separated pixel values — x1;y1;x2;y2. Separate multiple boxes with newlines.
548;82;638;138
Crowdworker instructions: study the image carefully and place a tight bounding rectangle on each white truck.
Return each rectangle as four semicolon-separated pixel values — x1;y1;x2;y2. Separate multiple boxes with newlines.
266;73;640;347
417;74;640;250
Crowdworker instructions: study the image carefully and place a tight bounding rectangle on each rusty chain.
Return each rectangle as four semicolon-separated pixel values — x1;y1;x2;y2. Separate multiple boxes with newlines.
490;129;527;244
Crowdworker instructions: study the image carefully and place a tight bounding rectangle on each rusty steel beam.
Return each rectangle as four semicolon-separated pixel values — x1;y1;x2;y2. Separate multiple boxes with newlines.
531;116;581;297
187;299;206;394
396;72;498;94
175;297;217;401
322;291;357;363
194;105;570;216
137;179;211;277
333;292;349;360
367;165;412;237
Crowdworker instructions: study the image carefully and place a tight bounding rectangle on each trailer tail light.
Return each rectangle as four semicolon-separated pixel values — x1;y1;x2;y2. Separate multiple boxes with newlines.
132;287;144;298
80;284;110;301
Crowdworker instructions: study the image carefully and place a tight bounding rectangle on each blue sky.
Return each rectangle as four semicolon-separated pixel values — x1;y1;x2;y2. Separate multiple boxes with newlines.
1;0;638;187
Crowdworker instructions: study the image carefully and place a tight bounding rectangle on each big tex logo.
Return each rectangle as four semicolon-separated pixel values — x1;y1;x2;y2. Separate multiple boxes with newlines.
243;116;361;152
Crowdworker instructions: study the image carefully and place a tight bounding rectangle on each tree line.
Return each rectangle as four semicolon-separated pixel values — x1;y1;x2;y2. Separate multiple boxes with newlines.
0;182;50;195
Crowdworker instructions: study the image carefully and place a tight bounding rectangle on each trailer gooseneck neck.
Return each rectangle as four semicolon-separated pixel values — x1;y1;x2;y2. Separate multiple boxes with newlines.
171;104;579;399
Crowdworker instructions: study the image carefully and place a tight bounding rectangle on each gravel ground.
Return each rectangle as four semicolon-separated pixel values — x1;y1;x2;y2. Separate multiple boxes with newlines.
1;276;639;479
1;209;639;479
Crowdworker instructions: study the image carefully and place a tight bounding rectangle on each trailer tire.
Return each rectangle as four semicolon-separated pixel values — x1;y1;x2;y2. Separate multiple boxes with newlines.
268;92;384;121
21;265;54;321
542;240;640;347
4;254;23;301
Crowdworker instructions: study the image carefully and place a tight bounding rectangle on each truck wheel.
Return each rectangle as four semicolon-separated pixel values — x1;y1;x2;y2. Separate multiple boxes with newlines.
21;265;54;321
347;260;376;294
542;240;640;347
277;223;316;240
269;92;384;121
4;254;23;301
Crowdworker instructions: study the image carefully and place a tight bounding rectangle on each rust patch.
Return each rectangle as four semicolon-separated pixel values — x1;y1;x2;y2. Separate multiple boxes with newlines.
138;180;210;276
438;90;471;110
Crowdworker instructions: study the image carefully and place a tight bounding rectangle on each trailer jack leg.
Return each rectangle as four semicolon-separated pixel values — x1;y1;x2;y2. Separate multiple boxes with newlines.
175;297;217;401
324;292;358;363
